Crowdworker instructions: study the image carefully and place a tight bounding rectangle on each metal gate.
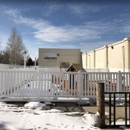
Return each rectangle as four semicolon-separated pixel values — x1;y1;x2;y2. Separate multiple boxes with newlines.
105;92;130;128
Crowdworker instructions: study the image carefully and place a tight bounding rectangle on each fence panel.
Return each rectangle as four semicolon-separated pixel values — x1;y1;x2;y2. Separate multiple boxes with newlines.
81;72;119;98
121;72;130;92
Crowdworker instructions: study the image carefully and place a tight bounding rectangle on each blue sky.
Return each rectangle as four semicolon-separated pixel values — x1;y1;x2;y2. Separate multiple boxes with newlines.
0;0;130;59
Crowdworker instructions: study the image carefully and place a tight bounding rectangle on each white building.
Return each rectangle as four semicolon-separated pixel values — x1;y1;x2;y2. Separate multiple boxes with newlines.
82;37;130;72
38;48;82;68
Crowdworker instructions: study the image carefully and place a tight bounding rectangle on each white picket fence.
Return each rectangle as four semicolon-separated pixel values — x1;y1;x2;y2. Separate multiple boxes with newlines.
85;68;109;72
0;70;130;102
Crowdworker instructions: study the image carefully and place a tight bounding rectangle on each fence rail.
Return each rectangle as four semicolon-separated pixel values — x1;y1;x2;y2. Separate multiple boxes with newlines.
0;70;130;101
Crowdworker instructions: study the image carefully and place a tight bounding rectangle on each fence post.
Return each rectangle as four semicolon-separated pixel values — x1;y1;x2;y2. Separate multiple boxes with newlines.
38;70;41;99
96;82;105;128
117;71;122;100
78;70;82;102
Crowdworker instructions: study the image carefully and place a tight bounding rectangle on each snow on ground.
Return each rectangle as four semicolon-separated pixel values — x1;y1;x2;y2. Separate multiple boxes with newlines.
0;102;129;130
0;102;100;130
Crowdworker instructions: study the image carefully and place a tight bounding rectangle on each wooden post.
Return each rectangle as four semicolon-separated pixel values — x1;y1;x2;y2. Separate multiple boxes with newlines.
78;70;82;103
96;82;105;128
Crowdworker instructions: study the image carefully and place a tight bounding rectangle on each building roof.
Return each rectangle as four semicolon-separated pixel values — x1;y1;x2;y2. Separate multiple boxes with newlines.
39;48;80;51
60;62;70;68
66;63;86;72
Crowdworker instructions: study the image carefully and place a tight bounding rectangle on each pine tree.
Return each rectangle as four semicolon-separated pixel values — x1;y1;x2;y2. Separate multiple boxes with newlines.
27;57;34;66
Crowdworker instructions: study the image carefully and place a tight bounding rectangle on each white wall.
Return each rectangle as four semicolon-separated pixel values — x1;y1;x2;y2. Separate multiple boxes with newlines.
82;37;130;72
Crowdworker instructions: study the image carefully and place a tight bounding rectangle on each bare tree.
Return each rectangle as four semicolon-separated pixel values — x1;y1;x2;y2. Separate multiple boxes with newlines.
0;37;3;63
0;35;2;50
5;27;27;65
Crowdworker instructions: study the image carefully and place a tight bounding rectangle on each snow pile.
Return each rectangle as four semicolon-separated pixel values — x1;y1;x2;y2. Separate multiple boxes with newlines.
24;102;46;109
82;112;97;126
113;119;129;125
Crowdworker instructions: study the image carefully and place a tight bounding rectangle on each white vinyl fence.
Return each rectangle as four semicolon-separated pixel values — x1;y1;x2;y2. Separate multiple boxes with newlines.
0;70;129;102
85;68;109;72
0;64;23;69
